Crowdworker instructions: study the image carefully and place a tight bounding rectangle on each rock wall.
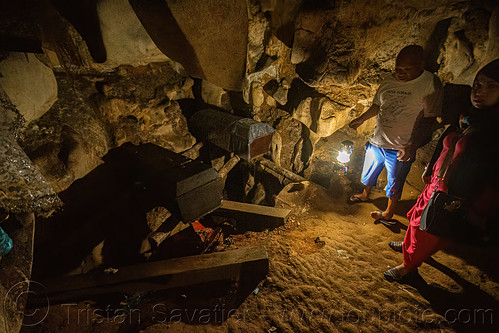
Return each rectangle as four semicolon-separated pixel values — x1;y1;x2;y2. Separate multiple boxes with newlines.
18;62;196;193
233;0;498;197
1;0;498;201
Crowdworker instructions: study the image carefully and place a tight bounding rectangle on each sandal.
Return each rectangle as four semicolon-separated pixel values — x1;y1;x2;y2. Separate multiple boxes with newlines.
388;241;403;253
347;195;369;204
371;210;396;226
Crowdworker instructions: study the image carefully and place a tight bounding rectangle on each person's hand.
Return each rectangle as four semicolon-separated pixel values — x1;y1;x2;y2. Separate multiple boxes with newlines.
349;117;364;130
397;144;416;162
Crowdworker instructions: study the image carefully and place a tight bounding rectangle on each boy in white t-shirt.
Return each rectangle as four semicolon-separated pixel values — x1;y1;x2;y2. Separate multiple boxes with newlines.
348;45;443;223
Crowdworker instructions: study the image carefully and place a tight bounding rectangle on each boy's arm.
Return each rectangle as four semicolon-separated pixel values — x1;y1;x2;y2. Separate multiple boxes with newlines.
397;114;440;162
423;75;444;118
417;75;444;147
348;104;380;129
397;76;443;161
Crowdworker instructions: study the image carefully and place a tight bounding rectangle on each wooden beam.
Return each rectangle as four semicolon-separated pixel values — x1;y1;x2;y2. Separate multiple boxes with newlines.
215;200;290;232
255;157;307;185
218;154;241;179
27;246;268;307
181;141;203;160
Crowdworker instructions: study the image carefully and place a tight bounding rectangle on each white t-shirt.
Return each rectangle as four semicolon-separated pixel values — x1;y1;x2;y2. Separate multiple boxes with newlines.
370;70;442;150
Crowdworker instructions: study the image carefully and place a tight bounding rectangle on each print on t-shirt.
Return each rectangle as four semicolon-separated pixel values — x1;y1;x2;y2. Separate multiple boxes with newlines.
379;89;413;128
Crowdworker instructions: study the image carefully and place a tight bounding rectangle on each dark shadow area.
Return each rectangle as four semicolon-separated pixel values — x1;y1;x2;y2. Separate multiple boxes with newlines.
184;78;251;120
254;53;276;73
371;197;388;212
32;143;221;280
179;78;218;122
222;155;284;208
226;90;252;118
442;84;472;126
22;265;266;331
295;44;328;86
0;1;42;53
0;35;42;53
371;197;416;220
120;258;265;331
300;127;315;175
443;244;499;285
51;0;106;63
424;18;452;73
395;198;418;217
176;98;199;122
263;79;280;97
309;160;336;188
223;159;246;203
402;258;499;333
283;78;325;114
373;218;406;234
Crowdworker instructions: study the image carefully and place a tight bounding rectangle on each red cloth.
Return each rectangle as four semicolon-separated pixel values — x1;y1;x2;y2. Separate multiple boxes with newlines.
403;131;469;270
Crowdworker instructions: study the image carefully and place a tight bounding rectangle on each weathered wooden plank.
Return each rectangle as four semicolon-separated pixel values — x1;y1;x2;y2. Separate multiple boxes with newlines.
255;157;307;185
28;246;268;307
218;154;241;179
181;142;203;160
215;200;290;232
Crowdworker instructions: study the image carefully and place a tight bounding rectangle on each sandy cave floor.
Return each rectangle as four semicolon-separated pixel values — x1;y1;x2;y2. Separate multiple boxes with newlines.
24;177;499;333
204;182;499;333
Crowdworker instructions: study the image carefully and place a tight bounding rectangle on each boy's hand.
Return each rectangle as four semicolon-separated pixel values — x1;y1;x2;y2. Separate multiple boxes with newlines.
397;144;416;161
349;118;364;130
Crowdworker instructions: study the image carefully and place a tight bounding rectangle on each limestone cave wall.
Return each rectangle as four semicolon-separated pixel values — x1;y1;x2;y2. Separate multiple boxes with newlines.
1;0;498;211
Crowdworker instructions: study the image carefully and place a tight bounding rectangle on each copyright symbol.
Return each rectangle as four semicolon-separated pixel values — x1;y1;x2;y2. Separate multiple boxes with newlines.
4;280;50;327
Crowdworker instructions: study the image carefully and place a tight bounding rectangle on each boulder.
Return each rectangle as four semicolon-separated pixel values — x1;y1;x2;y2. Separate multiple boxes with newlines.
272;85;289;106
243;64;279;105
291;11;325;65
96;98;195;153
21;102;109;194
98;62;191;103
293;97;313;128
251;83;266;108
96;0;169;68
292;97;350;138
272;116;312;174
0;53;57;123
0;102;61;214
266;0;304;47
39;2;95;73
201;80;231;111
287;2;497;88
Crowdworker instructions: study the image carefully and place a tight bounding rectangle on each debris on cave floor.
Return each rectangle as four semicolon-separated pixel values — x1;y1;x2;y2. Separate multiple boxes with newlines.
20;178;499;332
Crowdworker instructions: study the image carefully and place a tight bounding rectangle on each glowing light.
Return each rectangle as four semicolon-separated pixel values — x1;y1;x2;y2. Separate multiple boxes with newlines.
337;151;350;164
